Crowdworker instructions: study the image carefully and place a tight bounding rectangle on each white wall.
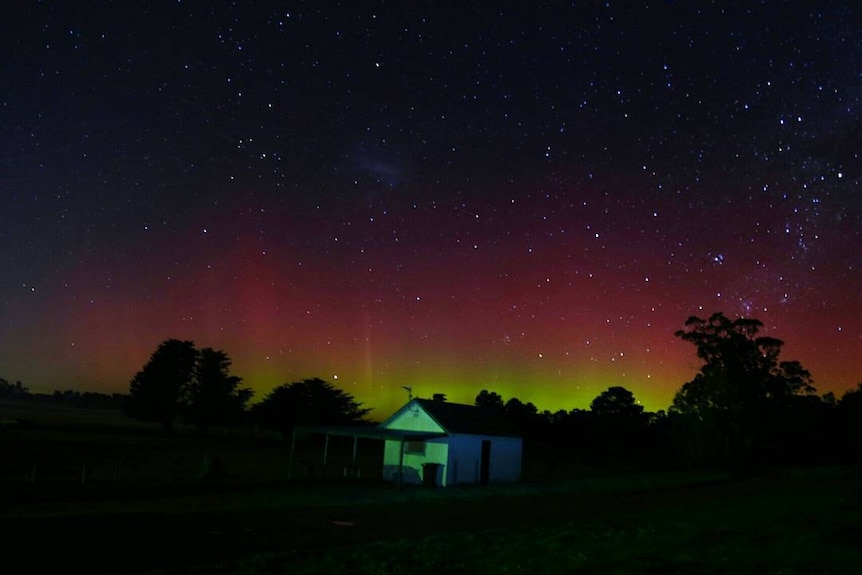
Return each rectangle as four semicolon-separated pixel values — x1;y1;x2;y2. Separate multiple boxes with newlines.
383;403;444;433
382;437;448;485
488;435;523;483
447;434;523;485
381;403;448;485
380;402;523;486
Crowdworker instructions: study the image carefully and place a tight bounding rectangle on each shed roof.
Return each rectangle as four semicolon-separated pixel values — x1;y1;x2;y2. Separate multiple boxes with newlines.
383;398;522;438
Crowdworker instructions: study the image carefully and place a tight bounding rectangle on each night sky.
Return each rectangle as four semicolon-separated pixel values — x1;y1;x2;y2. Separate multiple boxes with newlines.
2;2;860;417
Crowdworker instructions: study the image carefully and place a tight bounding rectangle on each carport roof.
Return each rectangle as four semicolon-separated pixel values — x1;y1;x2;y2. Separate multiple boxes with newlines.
294;424;447;442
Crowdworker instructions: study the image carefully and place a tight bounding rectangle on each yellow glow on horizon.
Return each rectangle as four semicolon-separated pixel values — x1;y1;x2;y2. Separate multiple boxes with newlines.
238;358;684;422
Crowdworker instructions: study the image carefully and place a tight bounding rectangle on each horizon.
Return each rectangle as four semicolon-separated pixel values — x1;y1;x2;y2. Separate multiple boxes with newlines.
7;314;852;419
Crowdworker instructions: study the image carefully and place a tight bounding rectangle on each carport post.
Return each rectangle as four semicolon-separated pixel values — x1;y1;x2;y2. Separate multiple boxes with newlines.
352;435;358;465
287;429;296;480
323;434;330;477
397;438;405;488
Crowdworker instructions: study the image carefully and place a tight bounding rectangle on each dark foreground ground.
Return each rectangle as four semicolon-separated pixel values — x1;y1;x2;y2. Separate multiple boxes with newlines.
4;467;862;575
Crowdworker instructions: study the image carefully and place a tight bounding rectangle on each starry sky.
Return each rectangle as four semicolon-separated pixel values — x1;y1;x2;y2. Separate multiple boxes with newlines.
1;2;860;417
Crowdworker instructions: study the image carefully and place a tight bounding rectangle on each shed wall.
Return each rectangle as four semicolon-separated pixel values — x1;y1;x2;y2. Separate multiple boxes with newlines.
379;401;523;487
381;404;448;485
447;434;523;485
382;437;448;485
382;404;445;433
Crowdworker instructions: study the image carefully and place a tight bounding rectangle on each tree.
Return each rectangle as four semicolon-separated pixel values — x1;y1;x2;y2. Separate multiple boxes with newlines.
589;386;648;461
504;397;539;436
252;378;371;436
125;339;198;432
838;383;862;412
589;386;644;418
670;312;815;467
837;383;862;462
185;348;253;430
475;389;505;409
0;378;29;398
473;390;543;437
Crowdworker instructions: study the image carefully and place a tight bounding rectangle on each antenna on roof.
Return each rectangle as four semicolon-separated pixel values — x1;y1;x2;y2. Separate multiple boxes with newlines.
402;386;413;401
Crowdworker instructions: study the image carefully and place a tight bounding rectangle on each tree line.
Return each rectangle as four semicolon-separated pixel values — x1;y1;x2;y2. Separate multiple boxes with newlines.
123;339;369;434
6;311;860;470
119;312;862;470
472;312;862;470
0;377;127;409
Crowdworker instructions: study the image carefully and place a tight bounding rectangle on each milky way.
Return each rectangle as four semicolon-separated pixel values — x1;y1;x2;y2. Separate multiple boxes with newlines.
1;2;859;417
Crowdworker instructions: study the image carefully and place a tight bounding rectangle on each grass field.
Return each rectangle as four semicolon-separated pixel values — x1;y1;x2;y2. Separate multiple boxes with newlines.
3;401;862;575
227;468;862;575
6;466;860;574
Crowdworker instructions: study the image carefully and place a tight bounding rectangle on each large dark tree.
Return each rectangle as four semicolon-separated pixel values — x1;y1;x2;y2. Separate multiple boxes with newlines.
252;378;371;436
590;386;644;418
589;386;648;460
126;339;199;432
837;383;862;462
504;396;539;433
474;390;542;437
185;348;253;430
474;389;505;409
670;312;815;467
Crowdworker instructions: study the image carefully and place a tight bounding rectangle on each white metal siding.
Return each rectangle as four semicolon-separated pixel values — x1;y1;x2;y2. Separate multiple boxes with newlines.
487;436;523;483
446;433;522;485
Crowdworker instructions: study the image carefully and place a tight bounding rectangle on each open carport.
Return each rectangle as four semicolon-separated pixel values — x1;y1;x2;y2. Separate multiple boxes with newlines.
288;425;446;486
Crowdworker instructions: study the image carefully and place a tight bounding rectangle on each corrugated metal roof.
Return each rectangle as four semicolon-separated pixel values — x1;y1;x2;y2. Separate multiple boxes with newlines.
411;399;522;437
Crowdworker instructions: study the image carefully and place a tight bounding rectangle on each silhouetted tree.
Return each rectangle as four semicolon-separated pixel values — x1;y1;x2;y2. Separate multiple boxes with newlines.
474;389;505;409
589;386;648;461
670;312;815;468
642;409;676;467
125;339;198;432
504;397;539;436
590;386;645;418
432;393;447;402
252;378;371;436
669;409;729;469
185;348;253;430
474;390;551;438
774;393;839;464
0;378;29;397
837;383;862;462
838;382;862;411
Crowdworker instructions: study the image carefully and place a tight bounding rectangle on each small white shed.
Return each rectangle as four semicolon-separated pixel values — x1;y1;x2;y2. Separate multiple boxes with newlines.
380;398;523;487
